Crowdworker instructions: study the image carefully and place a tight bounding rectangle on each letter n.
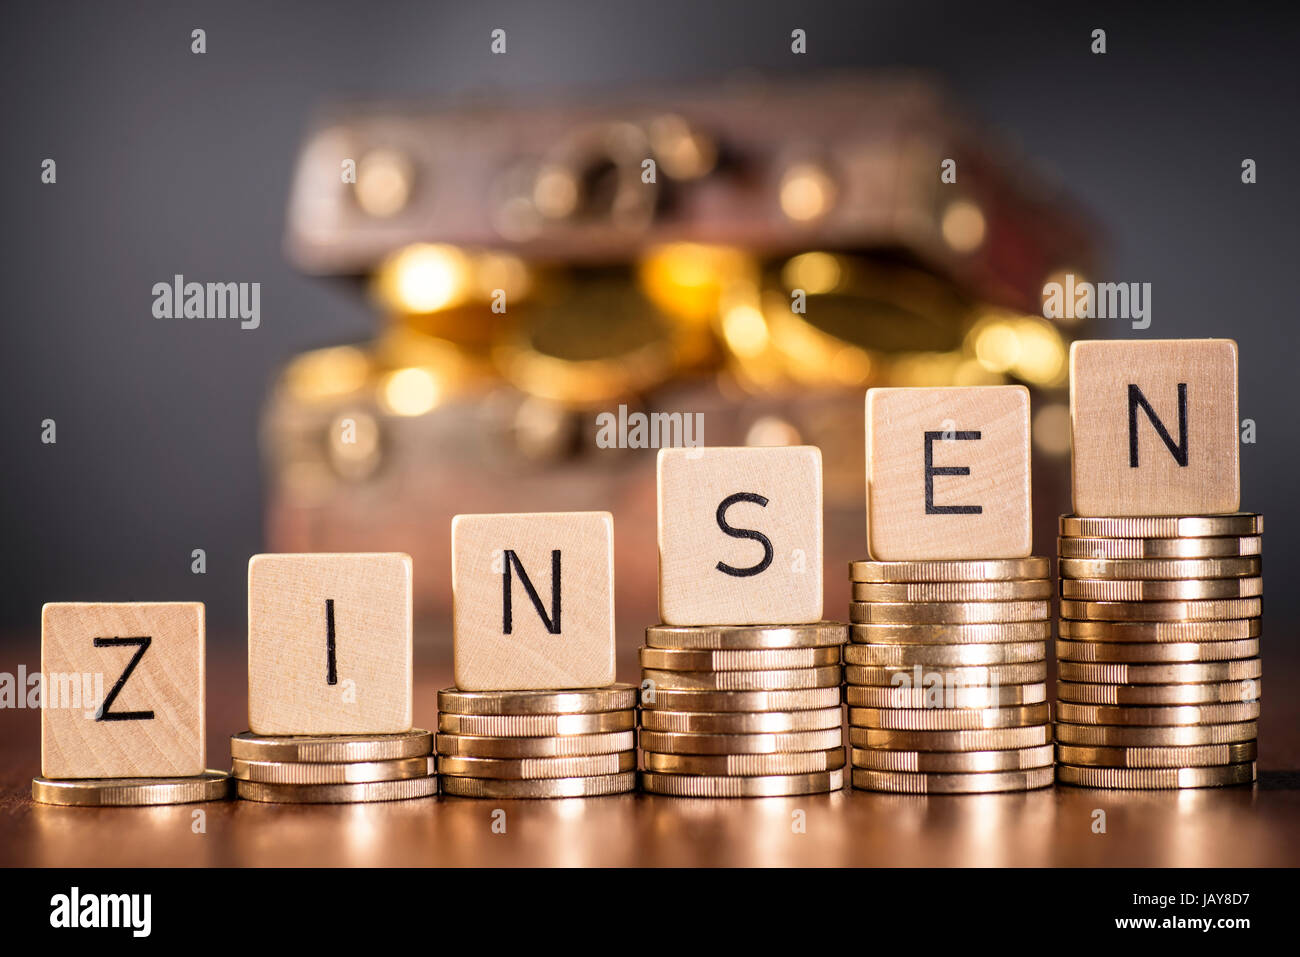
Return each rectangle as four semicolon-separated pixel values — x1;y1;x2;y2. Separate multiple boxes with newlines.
502;550;561;634
1128;383;1189;467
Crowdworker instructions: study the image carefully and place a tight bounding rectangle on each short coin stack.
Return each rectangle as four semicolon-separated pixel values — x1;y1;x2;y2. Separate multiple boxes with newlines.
436;686;637;798
638;623;848;797
847;558;1055;793
1055;513;1263;789
231;730;437;803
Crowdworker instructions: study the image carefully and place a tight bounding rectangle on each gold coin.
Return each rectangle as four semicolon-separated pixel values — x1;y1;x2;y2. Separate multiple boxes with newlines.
639;728;843;754
1058;557;1261;580
437;711;634;736
1061;577;1262;601
848;558;1050;582
441;772;636;799
1056;638;1260;663
642;687;842;712
641;666;841;692
851;767;1054;793
1056;742;1258;768
1057;659;1262;684
235;775;438;804
230;730;432;763
1059;513;1263;538
844;641;1045;667
435;731;634;758
638;645;841;672
845;682;1046;709
851;744;1053;772
848;703;1050;730
1058;618;1261;642
644;623;847;650
436;685;636;715
232;756;431;784
1058;535;1262;559
640;769;843;797
1060;598;1261;621
32;770;230;807
642;748;846;775
437;751;635;779
1054;721;1257;746
845;662;1045;686
850;600;1050;624
851;580;1052;602
850;621;1051;645
1056;679;1260;706
1055;701;1260;726
850;725;1052;751
640;707;843;734
1057;762;1256;789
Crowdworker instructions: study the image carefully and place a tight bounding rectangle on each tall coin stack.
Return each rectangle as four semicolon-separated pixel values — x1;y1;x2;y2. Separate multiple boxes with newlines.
638;623;848;797
846;559;1055;793
436;686;638;798
1055;513;1263;789
231;730;437;803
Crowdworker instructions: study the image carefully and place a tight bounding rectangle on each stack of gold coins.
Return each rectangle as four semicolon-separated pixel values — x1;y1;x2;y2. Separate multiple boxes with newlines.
230;730;437;803
637;623;848;797
436;686;637;798
846;559;1055;793
1055;513;1263;789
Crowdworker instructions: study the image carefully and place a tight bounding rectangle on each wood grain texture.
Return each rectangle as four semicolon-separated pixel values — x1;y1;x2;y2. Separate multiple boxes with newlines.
658;446;823;625
452;512;615;691
247;553;412;734
866;386;1031;560
41;602;204;778
1070;338;1240;516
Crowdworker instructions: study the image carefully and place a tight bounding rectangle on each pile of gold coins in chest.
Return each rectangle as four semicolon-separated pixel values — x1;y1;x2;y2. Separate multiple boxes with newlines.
845;558;1055;793
1054;513;1263;788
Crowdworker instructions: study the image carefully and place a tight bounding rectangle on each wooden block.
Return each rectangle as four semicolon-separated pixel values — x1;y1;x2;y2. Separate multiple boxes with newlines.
866;386;1031;560
247;553;412;734
658;446;823;626
1070;339;1240;516
41;602;205;779
452;512;615;691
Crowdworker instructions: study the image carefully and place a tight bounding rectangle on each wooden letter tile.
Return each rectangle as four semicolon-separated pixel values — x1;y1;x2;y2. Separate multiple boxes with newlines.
41;602;205;779
1070;338;1240;516
452;512;615;691
866;386;1031;560
658;446;823;626
247;553;412;734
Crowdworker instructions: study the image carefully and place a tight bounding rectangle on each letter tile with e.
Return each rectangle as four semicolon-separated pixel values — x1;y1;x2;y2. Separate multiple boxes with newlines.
657;446;824;625
41;602;205;778
866;386;1031;560
247;553;413;734
1069;339;1239;516
452;512;615;691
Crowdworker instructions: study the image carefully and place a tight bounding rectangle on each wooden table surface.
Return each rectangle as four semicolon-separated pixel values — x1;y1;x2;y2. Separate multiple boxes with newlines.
3;640;1298;867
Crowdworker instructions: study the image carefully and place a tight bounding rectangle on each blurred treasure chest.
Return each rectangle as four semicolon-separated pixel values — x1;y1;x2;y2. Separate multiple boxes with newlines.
269;74;1098;648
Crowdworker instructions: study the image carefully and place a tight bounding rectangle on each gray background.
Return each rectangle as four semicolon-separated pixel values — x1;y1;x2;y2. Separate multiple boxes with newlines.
2;0;1296;636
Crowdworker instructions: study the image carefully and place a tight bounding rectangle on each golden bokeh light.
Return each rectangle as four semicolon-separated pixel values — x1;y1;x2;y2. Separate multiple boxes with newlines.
779;162;835;222
380;367;441;416
941;199;987;254
376;244;473;314
354;149;414;218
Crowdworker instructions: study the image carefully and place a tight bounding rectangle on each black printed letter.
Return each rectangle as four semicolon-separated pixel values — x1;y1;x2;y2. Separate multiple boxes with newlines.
715;492;775;577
